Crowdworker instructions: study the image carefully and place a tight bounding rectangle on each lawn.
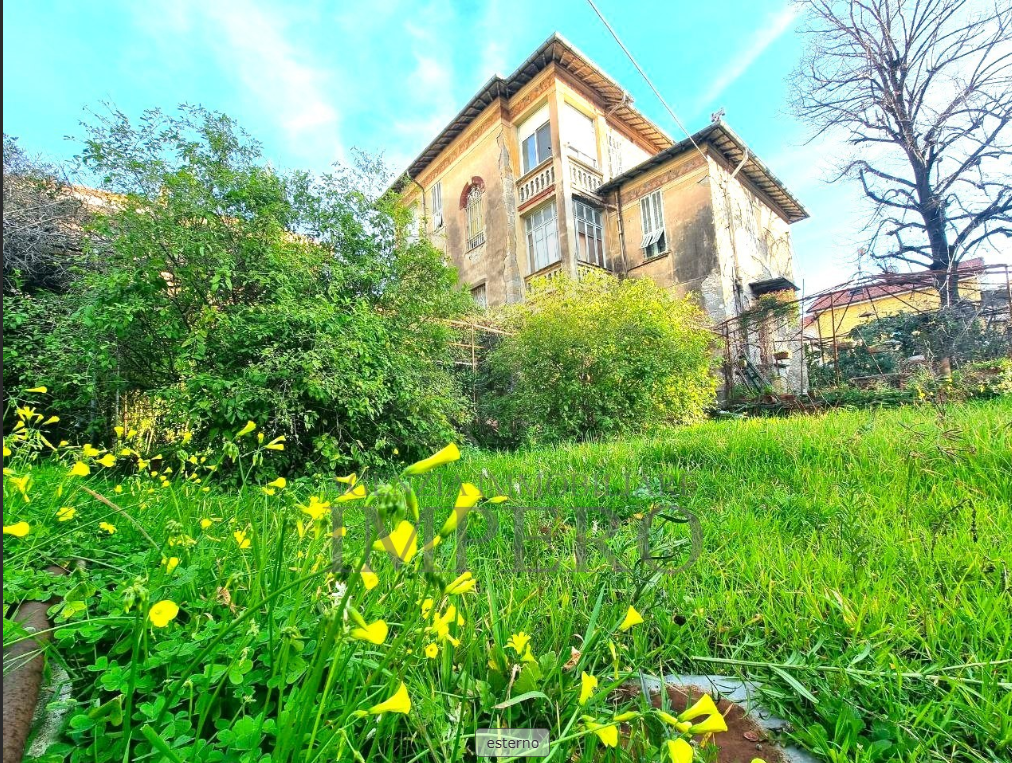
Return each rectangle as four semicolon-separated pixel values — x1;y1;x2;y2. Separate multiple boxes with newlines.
4;398;1011;762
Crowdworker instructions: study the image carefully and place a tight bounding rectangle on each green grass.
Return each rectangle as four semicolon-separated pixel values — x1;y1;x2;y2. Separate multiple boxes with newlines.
4;399;1011;762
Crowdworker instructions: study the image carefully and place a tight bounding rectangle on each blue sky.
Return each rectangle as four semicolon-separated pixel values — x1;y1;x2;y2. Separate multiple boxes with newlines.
3;0;963;291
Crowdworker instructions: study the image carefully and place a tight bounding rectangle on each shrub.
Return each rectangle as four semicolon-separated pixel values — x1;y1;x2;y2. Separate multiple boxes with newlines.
478;271;716;446
3;107;470;472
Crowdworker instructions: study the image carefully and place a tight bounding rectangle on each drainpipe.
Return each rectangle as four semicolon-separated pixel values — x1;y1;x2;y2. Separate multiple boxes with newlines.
615;186;629;276
409;175;426;229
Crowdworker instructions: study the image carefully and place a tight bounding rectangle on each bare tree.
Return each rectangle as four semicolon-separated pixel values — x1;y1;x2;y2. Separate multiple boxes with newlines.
792;0;1012;303
3;134;87;294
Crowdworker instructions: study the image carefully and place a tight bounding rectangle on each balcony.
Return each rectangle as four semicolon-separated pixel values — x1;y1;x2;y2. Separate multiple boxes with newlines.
517;160;555;207
569;157;603;197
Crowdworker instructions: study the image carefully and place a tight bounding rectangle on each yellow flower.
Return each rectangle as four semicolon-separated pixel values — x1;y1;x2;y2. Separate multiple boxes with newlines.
3;521;30;537
57;506;77;521
657;711;690;732
99;522;117;534
665;738;693;763
98;454;117;468
402;443;460;476
582;718;618;748
335;472;357;485
444;571;477;595
438;482;482;536
182;431;192;444
336;483;367;503
618;605;644;632
26;386;48;393
613;711;639;722
262;487;276;496
266;436;286;451
350;619;389;645
114;484;124;494
200;518;213;530
69;461;91;477
114;426;124;437
163;556;180;573
267;477;287;490
505;632;531;656
425;642;439;659
372;520;418;563
360;565;379;590
679;693;719;722
2;444;10;457
300;496;331;522
234;530;251;549
43;416;60;426
148;600;179;628
235;421;256;438
82;444;101;457
9;474;31;500
366;682;411;715
579;672;598;706
257;432;264;444
428;605;462;646
420;597;434;618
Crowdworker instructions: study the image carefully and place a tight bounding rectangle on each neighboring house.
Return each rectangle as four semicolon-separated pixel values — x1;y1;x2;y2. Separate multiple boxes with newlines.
805;258;987;341
393;33;808;325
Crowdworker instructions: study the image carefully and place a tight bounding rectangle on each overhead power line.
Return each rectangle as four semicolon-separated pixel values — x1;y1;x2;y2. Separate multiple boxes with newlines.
584;0;708;162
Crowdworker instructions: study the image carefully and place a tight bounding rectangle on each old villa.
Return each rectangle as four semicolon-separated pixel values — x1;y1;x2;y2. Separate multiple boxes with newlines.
394;33;809;324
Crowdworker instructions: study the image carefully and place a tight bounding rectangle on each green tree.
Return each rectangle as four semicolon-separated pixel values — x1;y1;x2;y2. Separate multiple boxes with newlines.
479;271;716;446
12;105;469;470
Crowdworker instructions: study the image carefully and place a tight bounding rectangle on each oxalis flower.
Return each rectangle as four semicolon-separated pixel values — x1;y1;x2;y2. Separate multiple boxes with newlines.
234;530;251;549
355;682;411;717
444;571;476;596
26;386;48;394
235;421;256;438
505;631;531;656
163;556;180;573
57;506;77;522
360;565;379;591
425;643;439;659
98;454;116;468
99;522;116;535
618;605;644;632
3;521;30;537
581;717;618;748
665;738;693;763
300;496;331;522
372;520;418;563
265;436;285;451
148;600;179;628
401;443;460;476
579;671;598;706
69;462;90;478
336;483;367;503
350;612;389;645
660;694;728;735
438;483;483;536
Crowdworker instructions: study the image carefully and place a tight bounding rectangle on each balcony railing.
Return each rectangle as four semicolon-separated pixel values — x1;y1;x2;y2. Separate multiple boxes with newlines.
517;161;555;206
570;158;603;197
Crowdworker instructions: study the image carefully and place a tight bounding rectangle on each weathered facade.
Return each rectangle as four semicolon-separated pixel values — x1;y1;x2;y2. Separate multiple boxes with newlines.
394;33;808;325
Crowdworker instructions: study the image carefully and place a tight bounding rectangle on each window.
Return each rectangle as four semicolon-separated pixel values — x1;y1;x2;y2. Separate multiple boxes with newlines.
564;104;598;167
607;131;623;178
639;190;666;258
408;203;421;241
518;105;552;175
430;181;443;229
524;202;560;273
471;283;487;309
465;184;485;250
574;201;606;268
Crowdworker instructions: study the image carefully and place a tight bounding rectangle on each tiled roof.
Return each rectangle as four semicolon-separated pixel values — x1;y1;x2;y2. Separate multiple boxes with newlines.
391;33;672;191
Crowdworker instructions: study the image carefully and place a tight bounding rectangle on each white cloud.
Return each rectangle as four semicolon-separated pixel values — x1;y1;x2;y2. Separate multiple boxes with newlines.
696;5;799;113
130;0;343;165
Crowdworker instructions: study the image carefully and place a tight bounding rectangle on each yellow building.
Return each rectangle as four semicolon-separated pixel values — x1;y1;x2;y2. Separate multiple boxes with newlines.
806;258;986;341
393;33;808;324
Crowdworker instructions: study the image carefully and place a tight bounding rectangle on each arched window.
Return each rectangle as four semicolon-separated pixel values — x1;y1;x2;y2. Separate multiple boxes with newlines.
460;177;486;250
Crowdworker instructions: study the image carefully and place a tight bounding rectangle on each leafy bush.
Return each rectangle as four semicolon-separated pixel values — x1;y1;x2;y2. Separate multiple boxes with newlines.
478;271;716;446
3;107;470;472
